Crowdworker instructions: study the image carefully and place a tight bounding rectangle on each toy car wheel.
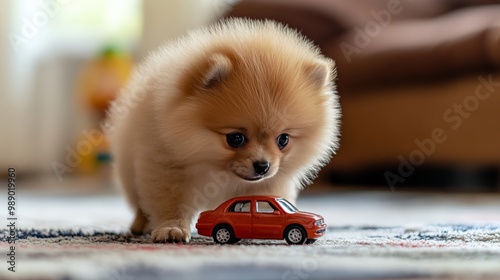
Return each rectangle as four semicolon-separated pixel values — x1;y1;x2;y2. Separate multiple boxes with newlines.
213;225;238;244
285;225;307;245
305;239;317;244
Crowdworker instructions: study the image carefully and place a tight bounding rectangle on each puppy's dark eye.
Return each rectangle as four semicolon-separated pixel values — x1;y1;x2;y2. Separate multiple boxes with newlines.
226;133;247;148
276;134;289;150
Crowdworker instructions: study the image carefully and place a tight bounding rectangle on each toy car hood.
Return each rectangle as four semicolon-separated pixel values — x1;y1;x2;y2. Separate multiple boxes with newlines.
289;211;323;221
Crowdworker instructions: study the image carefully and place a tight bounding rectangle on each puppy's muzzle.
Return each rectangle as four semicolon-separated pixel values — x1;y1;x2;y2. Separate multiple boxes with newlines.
253;161;270;176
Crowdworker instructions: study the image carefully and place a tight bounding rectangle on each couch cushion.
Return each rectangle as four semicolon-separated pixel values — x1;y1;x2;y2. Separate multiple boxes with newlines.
226;0;347;47
324;5;500;89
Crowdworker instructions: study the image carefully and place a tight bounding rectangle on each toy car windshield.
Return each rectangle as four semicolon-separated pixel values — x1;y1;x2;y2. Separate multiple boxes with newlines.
276;198;298;213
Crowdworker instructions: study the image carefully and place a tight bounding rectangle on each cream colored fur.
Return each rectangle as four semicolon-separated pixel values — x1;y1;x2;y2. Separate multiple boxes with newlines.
107;19;341;243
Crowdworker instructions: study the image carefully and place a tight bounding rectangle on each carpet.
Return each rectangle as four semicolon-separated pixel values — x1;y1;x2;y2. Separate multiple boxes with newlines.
1;190;500;280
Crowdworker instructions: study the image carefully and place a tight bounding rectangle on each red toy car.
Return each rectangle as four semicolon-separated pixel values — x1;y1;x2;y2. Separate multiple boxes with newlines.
195;195;326;245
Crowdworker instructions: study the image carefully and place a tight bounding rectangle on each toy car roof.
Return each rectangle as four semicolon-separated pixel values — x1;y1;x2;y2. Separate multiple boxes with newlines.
225;195;283;201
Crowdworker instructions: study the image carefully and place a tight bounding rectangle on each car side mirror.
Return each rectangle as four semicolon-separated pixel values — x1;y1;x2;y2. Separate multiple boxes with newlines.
273;210;281;215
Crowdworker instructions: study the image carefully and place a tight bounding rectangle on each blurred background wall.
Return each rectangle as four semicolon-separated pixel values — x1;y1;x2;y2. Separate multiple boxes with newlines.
1;0;499;192
1;1;16;170
139;0;232;58
1;0;228;177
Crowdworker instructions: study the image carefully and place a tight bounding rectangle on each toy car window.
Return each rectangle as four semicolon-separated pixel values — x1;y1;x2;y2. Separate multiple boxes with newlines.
277;199;298;213
230;201;251;213
256;201;275;213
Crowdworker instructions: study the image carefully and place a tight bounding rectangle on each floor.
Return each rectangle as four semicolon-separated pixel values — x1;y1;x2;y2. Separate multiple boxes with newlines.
2;176;500;279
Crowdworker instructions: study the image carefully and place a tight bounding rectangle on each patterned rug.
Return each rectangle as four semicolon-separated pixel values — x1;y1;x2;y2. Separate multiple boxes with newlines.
2;191;500;279
2;224;500;280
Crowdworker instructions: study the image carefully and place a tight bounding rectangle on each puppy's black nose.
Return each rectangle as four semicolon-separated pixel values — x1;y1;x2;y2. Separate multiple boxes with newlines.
253;161;270;175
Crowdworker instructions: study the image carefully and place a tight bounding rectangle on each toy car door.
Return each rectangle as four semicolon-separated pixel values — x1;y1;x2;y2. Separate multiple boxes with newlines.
251;199;284;239
226;200;252;239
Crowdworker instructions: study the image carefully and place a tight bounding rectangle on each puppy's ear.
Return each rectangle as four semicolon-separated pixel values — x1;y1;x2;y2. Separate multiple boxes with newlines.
304;59;336;88
201;53;232;89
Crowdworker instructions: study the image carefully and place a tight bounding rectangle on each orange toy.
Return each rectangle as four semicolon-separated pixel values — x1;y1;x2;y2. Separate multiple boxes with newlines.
79;46;133;113
196;195;326;245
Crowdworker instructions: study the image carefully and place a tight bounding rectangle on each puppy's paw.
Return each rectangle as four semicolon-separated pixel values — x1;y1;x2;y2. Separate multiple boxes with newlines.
130;208;148;235
151;222;191;243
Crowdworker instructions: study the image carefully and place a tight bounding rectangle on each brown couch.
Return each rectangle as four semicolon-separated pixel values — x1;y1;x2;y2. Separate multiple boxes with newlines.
227;0;500;190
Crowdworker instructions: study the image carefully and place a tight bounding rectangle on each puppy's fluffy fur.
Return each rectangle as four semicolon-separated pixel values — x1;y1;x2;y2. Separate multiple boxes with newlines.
107;19;340;243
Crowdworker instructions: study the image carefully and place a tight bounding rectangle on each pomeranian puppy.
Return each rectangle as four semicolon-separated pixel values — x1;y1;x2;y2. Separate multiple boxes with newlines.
107;18;340;243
